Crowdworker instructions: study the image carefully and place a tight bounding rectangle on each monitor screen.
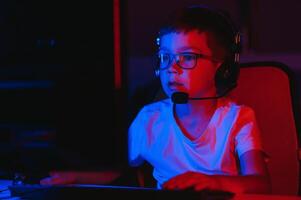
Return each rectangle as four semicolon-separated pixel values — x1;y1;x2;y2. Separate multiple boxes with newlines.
0;0;128;181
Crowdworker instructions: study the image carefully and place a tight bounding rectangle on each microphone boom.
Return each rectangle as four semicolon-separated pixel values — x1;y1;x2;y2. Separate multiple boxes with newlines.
171;84;236;104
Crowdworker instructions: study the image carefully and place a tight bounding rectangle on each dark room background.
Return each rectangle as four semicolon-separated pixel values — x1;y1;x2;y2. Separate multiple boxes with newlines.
0;0;125;178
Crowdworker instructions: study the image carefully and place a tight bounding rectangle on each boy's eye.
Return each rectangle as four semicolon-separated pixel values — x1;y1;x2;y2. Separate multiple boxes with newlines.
183;54;194;60
180;54;196;61
162;54;170;61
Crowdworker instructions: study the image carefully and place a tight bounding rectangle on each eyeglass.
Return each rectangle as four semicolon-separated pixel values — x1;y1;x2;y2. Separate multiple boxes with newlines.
157;52;219;70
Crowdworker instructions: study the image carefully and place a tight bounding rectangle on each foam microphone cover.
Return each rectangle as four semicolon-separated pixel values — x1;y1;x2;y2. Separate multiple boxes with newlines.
171;92;189;104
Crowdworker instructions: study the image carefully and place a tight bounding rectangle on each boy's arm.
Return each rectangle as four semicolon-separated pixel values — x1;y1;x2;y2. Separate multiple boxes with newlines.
40;170;122;185
213;149;271;193
163;150;271;194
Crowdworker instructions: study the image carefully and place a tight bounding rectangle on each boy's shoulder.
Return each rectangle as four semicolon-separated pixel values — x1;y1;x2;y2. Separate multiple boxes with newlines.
217;97;256;115
132;99;171;122
140;98;171;113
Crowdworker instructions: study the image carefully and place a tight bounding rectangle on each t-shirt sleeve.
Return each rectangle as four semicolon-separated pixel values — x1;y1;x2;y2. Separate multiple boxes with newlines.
128;109;146;167
234;106;264;158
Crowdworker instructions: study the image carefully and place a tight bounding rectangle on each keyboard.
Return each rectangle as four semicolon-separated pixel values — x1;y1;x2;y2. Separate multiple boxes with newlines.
9;184;234;200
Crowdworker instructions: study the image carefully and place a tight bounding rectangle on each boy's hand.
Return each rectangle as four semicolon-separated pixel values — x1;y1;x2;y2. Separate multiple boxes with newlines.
162;171;221;191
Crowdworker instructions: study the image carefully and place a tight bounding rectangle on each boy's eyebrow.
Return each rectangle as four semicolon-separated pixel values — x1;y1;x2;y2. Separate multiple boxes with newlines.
178;46;202;52
159;46;212;55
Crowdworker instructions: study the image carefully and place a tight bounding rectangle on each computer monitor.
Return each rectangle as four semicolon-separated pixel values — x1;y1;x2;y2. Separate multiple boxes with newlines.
0;0;128;182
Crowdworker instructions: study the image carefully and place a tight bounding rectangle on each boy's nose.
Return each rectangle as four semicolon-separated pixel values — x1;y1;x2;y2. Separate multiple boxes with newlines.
167;60;180;73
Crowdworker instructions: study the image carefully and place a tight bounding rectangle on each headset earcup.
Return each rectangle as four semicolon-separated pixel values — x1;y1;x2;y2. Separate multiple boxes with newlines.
215;61;239;96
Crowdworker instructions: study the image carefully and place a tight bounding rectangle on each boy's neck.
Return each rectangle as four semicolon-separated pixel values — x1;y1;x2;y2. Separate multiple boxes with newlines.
173;99;218;140
174;99;218;118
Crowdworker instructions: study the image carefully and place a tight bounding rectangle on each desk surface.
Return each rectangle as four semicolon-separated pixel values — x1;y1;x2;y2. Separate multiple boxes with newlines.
1;179;301;200
234;194;301;200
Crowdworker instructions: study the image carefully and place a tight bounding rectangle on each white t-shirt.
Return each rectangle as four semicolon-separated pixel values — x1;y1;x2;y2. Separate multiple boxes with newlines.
128;97;263;188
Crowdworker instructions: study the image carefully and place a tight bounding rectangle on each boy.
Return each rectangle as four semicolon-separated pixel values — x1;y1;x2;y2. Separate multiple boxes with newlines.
128;5;271;194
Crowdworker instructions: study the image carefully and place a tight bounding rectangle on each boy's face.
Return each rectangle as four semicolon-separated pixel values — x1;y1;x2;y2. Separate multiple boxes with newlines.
158;30;223;99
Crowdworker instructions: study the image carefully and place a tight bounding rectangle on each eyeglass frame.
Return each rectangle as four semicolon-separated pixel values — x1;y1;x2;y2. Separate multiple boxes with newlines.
156;51;221;70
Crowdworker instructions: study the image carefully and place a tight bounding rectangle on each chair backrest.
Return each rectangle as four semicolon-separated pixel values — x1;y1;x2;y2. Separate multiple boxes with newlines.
229;61;301;195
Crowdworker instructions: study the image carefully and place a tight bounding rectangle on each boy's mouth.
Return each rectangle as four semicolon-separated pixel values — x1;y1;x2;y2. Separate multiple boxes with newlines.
168;81;183;90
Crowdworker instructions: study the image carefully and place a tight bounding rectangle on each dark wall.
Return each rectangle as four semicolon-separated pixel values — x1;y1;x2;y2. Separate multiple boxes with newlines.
0;0;128;177
123;0;301;56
